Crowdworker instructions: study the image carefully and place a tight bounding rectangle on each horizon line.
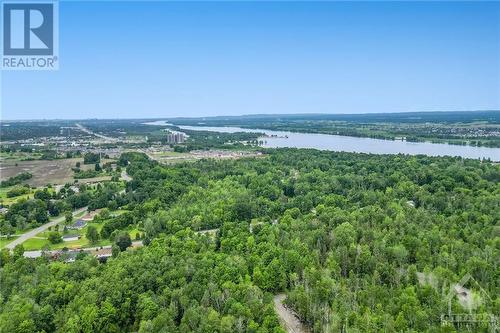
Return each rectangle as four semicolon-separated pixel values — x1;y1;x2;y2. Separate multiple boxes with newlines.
2;109;499;122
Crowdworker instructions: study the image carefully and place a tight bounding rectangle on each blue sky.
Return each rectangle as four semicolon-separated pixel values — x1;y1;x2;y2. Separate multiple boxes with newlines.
1;1;499;120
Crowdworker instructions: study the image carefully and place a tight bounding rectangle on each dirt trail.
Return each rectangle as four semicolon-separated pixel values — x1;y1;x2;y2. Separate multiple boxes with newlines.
273;294;310;333
120;170;132;182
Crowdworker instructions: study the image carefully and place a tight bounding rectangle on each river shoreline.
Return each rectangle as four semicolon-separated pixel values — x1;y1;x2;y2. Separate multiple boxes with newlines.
145;121;500;161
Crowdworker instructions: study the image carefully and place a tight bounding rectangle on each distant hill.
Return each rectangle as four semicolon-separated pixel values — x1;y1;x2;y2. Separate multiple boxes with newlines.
166;110;500;125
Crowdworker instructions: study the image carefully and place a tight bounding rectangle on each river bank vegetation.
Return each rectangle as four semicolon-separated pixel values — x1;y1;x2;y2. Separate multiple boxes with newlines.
168;111;500;147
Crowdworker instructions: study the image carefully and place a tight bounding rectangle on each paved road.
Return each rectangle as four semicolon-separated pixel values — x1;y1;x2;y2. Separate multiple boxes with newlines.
273;294;310;333
81;240;143;252
23;240;143;258
75;123;118;142
5;207;88;250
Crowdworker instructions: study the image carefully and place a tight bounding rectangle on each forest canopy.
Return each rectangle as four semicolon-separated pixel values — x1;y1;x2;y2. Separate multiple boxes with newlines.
0;149;498;332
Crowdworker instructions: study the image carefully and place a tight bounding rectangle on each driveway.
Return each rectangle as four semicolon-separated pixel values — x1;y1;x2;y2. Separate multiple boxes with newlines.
23;240;143;258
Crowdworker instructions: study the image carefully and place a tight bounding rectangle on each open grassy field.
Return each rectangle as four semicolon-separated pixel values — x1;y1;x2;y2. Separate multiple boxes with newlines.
0;151;44;162
0;158;117;187
0;185;55;204
0;158;81;186
146;151;201;164
21;237;49;250
0;186;34;205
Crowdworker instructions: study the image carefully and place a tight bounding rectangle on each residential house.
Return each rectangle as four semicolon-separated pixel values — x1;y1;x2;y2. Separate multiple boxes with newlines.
69;219;87;230
62;234;80;242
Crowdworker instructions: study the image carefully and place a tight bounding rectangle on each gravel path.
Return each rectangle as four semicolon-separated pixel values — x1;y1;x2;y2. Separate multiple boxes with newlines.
273;294;310;333
120;170;132;182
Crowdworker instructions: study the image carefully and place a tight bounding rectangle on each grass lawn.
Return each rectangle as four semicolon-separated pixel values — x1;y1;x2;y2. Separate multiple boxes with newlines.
0;185;58;206
0;186;34;205
111;209;129;216
0;151;43;162
50;237;112;250
75;211;86;219
22;229;108;250
128;227;142;240
0;236;19;249
22;237;50;250
21;218;141;251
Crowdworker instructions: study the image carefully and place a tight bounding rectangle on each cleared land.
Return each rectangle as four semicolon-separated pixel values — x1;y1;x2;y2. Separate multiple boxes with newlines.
0;158;80;186
144;150;263;164
0;158;116;187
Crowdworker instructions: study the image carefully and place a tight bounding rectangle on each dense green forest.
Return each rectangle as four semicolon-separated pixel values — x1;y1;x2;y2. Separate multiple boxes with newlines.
1;149;498;332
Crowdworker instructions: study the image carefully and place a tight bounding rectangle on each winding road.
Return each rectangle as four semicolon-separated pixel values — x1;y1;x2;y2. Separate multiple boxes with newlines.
5;206;88;250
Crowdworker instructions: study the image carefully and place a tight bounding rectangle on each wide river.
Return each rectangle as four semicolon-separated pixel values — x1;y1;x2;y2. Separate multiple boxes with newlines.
145;121;500;161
